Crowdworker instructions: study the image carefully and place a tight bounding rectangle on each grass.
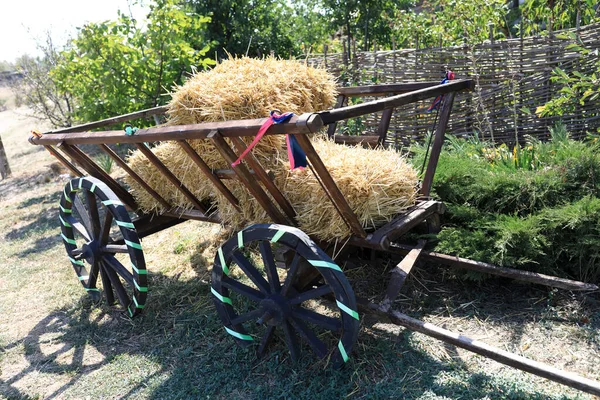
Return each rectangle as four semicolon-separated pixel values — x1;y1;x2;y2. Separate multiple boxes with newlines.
0;98;599;398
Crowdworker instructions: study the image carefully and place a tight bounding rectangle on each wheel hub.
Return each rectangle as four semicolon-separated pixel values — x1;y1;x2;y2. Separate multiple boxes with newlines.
257;294;291;326
81;240;101;265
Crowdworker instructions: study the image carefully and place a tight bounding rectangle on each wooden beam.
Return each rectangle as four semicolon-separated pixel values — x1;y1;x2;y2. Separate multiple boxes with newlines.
44;145;83;177
383;308;600;397
45;106;167;134
370;200;445;249
420;91;456;197
338;82;441;97
379;240;426;312
33;113;323;146
230;137;296;223
134;143;209;215
209;131;288;225
377;108;393;145
391;244;599;292
177;140;241;212
327;95;346;138
320;80;473;125
97;144;171;209
294;134;367;238
59;144;138;210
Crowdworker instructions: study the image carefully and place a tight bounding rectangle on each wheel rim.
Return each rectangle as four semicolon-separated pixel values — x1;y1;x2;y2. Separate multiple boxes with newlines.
59;177;147;317
211;224;360;366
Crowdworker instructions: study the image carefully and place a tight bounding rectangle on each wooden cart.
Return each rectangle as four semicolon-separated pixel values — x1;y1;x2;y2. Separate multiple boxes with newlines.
29;80;600;396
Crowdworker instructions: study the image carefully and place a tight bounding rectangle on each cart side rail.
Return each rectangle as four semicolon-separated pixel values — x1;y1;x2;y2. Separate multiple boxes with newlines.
30;80;473;241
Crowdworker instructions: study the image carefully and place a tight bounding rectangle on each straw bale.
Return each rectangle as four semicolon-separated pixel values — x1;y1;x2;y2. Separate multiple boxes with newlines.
282;139;418;240
126;56;337;214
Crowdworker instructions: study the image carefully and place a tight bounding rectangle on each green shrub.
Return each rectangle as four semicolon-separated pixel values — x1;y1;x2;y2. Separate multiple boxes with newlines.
420;132;600;282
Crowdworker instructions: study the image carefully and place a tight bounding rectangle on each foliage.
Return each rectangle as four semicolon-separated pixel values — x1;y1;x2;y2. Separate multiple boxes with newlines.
537;33;600;119
419;130;600;281
189;0;300;59
391;0;509;48
520;0;600;36
53;0;213;124
11;39;75;128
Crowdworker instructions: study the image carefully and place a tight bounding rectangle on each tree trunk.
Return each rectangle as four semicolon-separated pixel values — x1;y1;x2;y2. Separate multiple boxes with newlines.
0;135;11;180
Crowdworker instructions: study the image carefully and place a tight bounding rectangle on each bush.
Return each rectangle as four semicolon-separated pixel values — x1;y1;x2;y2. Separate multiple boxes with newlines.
419;131;600;282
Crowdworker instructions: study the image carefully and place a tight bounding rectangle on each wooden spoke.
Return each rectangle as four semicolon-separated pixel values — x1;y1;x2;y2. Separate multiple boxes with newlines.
288;317;328;359
291;308;342;333
222;276;266;303
101;244;129;254
257;325;276;357
88;260;100;289
230;309;264;326
101;261;129;307
259;241;281;293
99;212;113;245
85;192;101;239
100;262;115;305
282;320;300;362
102;254;134;285
73;195;93;236
280;252;301;296
288;285;333;305
231;250;270;294
66;217;92;242
70;248;83;257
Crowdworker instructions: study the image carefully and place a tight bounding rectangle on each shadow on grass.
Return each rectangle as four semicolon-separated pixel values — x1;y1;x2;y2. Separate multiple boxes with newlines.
1;263;592;400
4;203;61;256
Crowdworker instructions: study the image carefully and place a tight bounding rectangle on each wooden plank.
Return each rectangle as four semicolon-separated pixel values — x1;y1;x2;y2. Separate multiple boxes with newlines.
370;200;445;248
327;95;346;139
420;92;456;197
59;144;138;210
44;145;83;176
134;143;209;215
377;108;393;144
385;309;600;397
389;243;599;292
177;140;241;212
319;80;473;125
230;137;296;223
33;113;323;146
338;82;441;97
162;207;221;223
209;131;288;225
379;239;426;312
97;144;171;209
46;106;167;134
294;134;367;238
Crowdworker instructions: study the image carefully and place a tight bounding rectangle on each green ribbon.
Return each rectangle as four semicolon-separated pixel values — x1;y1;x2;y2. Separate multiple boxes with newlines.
224;327;253;341
211;287;233;305
308;260;342;272
336;300;359;320
270;229;285;243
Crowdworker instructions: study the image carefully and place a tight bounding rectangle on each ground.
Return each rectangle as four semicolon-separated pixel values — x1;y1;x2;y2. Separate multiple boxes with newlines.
0;88;599;399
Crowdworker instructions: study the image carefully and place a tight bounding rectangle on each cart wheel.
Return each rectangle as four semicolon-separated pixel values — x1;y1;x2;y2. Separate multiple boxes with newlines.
59;176;147;317
211;224;360;367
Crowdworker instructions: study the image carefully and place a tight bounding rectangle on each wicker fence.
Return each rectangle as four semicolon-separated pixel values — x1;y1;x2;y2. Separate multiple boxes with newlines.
305;23;600;147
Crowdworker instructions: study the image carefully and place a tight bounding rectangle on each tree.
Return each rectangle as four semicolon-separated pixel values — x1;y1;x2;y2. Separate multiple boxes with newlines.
11;38;75;128
189;0;299;59
52;0;214;124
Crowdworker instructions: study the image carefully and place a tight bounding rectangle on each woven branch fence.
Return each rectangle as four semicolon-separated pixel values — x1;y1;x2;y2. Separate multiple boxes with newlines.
305;23;600;147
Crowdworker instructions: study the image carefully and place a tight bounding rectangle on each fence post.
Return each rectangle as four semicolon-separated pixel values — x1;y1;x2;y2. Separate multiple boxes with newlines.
489;24;496;143
0;135;11;180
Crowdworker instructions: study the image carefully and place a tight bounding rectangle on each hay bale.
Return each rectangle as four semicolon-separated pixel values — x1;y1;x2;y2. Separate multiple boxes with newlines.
125;56;337;213
282;139;418;240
